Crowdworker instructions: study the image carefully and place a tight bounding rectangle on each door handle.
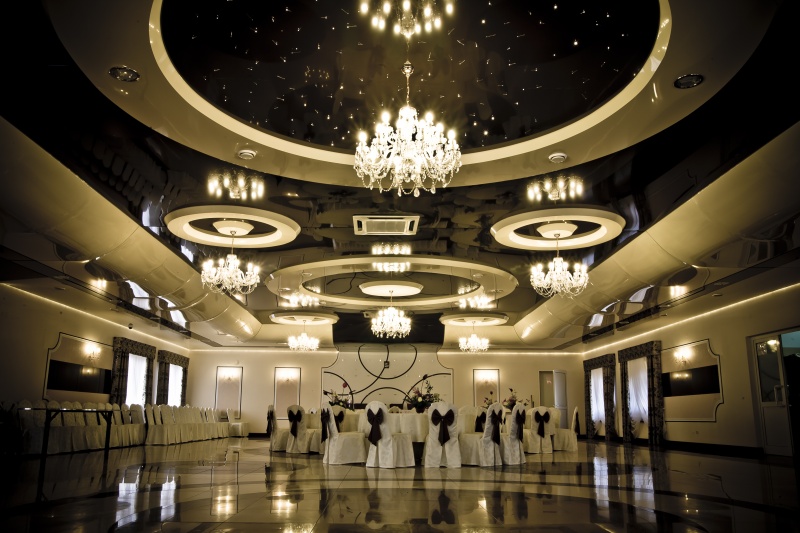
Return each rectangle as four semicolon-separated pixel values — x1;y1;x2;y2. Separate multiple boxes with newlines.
774;384;785;405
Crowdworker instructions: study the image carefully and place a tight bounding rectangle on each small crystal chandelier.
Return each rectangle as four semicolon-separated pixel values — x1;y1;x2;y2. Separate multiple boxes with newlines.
355;60;461;197
288;320;319;352
373;261;410;273
457;286;493;309
360;1;454;39
372;242;411;255
530;232;589;298
208;170;264;200
201;230;260;295
371;291;411;338
459;321;489;353
528;176;583;202
281;291;319;308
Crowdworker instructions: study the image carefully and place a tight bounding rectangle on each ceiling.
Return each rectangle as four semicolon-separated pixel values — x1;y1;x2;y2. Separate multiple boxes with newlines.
0;0;799;352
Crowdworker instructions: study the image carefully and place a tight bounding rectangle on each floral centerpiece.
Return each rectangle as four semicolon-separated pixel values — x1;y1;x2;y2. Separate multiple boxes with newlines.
326;382;353;410
502;388;530;410
405;377;440;413
481;390;495;409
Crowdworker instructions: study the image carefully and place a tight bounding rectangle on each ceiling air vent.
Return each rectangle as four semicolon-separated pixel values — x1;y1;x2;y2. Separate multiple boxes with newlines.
353;215;420;235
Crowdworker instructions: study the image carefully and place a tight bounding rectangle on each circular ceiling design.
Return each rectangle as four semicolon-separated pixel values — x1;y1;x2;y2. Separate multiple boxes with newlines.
160;0;659;151
266;255;518;311
490;206;626;250
269;311;339;325
359;280;423;297
439;313;509;327
164;205;301;248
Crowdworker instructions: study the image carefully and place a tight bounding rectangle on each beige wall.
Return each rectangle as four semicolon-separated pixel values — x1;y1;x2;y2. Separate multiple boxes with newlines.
581;282;800;448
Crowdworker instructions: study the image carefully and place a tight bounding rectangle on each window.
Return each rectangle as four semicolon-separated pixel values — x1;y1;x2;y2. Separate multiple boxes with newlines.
167;364;184;406
126;353;148;405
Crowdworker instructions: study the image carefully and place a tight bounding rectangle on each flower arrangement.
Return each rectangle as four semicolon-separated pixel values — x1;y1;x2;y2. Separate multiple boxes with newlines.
481;390;495;409
326;382;353;410
405;377;440;412
502;388;530;410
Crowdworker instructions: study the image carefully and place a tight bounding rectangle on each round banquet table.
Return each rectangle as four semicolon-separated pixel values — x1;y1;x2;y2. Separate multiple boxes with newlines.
357;411;429;442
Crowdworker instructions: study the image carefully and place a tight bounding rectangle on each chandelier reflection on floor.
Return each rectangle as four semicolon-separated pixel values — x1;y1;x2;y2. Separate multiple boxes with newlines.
371;291;411;338
530;224;589;298
201;224;260;295
459;321;489;353
355;60;461;197
288;320;319;352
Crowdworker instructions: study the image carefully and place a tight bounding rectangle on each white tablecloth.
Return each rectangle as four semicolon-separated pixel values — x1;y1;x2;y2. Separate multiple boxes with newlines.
357;411;429;442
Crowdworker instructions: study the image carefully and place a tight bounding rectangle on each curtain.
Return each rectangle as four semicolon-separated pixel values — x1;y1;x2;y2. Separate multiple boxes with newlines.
590;367;605;423
168;365;184;406
110;348;130;405
155;360;169;405
628;357;649;433
126;354;148;405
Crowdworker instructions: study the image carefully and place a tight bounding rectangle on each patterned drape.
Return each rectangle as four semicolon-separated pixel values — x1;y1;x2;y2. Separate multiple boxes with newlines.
110;337;157;405
618;341;663;446
156;350;190;406
583;353;615;441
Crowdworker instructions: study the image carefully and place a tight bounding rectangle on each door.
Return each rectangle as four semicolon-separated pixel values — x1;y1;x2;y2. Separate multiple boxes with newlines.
539;370;568;424
754;334;792;456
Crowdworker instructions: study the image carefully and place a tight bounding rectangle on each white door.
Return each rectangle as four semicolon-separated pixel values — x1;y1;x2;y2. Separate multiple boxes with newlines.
754;334;792;456
553;370;568;424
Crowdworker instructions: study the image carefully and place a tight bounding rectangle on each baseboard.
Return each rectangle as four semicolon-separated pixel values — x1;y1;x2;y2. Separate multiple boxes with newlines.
661;439;765;459
246;432;268;439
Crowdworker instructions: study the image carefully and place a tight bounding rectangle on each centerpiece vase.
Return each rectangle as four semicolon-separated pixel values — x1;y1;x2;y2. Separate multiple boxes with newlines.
415;404;426;413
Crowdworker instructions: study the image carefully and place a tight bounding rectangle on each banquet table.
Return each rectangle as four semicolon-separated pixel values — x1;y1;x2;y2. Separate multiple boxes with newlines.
356;411;429;442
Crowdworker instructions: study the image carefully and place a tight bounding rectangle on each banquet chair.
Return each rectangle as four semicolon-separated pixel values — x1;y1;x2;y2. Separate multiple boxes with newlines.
553;406;579;452
423;401;461;468
525;405;554;453
457;405;485;466
364;400;415;468
320;402;368;465
500;403;526;465
285;405;320;454
480;402;505;467
269;405;290;452
330;404;348;432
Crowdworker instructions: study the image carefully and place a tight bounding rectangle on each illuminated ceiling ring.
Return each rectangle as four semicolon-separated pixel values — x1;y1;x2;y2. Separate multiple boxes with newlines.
266;256;518;310
164;205;300;248
490;206;626;251
439;312;509;327
269;311;339;326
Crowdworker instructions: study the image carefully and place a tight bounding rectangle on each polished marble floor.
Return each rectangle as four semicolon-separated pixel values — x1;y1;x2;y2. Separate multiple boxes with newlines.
1;437;798;532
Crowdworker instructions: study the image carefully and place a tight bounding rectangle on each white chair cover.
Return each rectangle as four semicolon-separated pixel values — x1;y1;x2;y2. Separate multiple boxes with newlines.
500;403;526;465
145;404;168;445
553;406;579;452
60;400;81;453
423;401;461;468
269;406;290;452
285;405;316;454
525;406;554;454
111;403;127;447
82;401;105;450
321;402;368;465
480;402;504;467
128;404;147;445
364;400;414;468
457;405;485;466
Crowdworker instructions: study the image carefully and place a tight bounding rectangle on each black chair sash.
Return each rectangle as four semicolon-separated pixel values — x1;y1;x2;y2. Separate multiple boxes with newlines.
489;410;503;445
574;410;581;434
320;410;330;443
367;408;383;446
431;409;455;445
475;411;486;432
515;410;526;441
334;410;345;432
288;409;302;438
534;410;550;438
266;409;274;437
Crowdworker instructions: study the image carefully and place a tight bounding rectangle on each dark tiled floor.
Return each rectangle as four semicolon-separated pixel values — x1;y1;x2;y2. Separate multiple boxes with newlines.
1;438;798;532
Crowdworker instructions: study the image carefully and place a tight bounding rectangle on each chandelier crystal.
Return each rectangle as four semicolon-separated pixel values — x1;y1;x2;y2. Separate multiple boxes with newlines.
201;231;260;295
288;321;319;351
530;233;589;298
528;175;583;202
360;1;454;39
459;322;489;353
371;291;411;338
355;60;461;197
372;242;411;255
208;171;264;200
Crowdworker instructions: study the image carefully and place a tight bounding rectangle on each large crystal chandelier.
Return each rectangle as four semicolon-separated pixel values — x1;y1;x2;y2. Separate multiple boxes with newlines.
355;60;461;197
371;291;411;338
530;232;589;298
288;320;319;352
459;321;489;353
201;229;260;295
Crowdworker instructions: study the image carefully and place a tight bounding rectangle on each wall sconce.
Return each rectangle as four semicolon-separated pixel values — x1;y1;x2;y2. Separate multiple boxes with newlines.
674;347;691;368
275;367;300;383
474;369;497;385
84;343;100;365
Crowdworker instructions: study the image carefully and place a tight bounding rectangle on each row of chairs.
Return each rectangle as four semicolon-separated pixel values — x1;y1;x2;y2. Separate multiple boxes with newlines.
144;404;230;445
270;401;579;468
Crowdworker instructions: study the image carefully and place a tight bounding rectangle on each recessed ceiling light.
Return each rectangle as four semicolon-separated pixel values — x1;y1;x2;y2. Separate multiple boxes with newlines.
237;148;257;160
548;151;567;164
674;73;704;89
108;66;140;82
712;293;723;297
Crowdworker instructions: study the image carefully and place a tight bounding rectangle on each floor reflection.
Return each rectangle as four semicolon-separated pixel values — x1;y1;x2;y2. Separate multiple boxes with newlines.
0;438;797;532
